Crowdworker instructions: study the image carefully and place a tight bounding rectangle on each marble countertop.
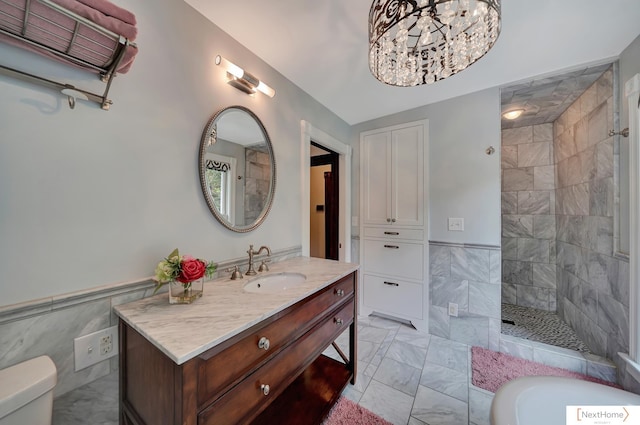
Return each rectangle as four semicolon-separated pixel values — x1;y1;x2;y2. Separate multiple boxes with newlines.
114;256;359;365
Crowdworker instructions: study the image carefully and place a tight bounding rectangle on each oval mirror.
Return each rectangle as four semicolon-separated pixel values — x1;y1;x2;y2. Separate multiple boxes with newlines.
199;106;276;232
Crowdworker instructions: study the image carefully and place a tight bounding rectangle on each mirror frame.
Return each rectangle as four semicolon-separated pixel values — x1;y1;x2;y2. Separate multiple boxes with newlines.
198;105;277;233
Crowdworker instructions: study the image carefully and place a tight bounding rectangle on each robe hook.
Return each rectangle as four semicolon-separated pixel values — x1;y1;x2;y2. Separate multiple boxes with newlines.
609;128;629;138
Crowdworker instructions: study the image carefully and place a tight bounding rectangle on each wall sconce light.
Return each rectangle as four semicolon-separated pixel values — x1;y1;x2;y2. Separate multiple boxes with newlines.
502;109;524;120
215;55;275;98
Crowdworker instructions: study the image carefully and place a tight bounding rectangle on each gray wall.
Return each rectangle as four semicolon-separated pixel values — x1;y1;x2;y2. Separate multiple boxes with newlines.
352;88;502;247
352;89;503;351
0;0;351;306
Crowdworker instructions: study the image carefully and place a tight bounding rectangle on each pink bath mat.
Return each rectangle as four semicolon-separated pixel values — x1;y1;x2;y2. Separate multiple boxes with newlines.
471;346;620;393
323;397;393;425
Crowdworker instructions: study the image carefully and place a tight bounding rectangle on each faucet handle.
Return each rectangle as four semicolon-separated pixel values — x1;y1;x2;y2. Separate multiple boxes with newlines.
258;260;270;272
226;265;243;280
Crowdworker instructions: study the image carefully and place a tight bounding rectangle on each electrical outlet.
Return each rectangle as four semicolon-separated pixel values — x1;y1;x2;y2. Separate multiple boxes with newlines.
100;334;113;355
448;302;459;317
74;325;118;371
448;217;464;231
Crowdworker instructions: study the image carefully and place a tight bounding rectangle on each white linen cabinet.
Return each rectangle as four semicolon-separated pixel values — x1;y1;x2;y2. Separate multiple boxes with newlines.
359;120;428;332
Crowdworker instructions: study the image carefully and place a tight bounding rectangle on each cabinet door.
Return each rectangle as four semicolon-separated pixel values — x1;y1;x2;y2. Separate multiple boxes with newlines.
391;125;424;226
361;131;392;225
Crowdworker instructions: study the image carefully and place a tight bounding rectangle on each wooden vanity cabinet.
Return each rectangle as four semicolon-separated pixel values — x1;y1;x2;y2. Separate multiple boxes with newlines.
119;272;357;425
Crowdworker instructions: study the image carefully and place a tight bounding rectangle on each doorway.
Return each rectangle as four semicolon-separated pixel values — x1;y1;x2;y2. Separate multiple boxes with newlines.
300;120;352;263
310;142;339;260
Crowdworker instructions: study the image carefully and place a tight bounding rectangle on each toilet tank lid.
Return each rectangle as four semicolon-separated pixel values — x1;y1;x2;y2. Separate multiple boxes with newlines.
0;356;57;419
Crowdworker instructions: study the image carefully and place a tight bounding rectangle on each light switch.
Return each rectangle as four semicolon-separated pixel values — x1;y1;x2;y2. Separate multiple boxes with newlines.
448;217;464;231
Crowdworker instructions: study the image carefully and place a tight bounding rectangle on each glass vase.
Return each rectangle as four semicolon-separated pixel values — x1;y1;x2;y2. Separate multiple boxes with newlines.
168;279;203;304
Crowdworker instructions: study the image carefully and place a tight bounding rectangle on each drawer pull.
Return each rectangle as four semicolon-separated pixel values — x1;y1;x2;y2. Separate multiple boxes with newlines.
334;317;344;326
260;384;270;396
384;231;399;235
383;244;399;249
257;337;270;351
334;288;345;297
383;281;399;287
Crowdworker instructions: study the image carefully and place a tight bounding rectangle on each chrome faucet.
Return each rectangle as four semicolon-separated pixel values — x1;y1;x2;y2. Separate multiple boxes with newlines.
245;244;271;276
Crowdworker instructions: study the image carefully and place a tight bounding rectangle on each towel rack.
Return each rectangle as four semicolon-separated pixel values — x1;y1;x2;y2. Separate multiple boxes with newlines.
0;0;137;110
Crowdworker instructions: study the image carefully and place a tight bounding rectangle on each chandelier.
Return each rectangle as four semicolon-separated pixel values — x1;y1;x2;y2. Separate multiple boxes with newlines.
369;0;501;87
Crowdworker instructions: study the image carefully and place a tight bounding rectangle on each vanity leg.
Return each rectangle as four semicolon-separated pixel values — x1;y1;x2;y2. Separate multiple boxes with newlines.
349;276;358;385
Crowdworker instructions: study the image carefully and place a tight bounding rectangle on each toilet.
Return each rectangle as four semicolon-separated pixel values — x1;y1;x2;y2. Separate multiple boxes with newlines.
0;356;57;425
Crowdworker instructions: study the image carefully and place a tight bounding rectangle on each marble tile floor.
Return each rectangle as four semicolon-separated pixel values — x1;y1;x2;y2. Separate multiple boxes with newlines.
53;367;119;425
501;303;590;353
52;315;494;425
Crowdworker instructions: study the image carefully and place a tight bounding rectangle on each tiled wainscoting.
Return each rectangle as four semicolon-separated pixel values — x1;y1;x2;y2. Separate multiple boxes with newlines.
0;246;301;398
428;241;502;351
51;313;624;425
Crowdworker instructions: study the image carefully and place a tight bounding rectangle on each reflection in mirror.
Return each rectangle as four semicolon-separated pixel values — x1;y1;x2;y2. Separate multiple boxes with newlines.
199;106;276;232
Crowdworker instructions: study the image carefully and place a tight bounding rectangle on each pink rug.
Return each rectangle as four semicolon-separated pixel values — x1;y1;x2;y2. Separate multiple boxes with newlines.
323;397;393;425
471;346;620;393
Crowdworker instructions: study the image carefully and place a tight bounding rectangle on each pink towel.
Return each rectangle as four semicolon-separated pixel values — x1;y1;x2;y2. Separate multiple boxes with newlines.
73;0;136;25
0;0;137;74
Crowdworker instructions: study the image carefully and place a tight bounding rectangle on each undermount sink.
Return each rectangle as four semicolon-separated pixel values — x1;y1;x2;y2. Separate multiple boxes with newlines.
243;272;307;293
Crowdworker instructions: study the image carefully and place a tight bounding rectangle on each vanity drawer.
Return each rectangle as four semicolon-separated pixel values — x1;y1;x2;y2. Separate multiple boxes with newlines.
363;239;423;280
198;299;354;425
363;227;424;241
196;274;354;406
363;274;423;319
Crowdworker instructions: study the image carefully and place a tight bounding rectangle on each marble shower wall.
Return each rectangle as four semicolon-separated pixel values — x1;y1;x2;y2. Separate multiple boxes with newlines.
428;242;501;351
501;123;557;311
554;67;629;361
244;148;271;224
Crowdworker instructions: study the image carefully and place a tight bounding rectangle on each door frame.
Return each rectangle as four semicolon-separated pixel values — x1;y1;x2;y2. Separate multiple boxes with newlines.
624;72;640;379
301;121;352;262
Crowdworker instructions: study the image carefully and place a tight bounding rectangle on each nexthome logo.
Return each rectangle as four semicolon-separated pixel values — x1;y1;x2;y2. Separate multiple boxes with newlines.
566;406;638;425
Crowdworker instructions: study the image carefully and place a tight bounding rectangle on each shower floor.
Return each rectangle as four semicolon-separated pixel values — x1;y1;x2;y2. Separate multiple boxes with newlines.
501;303;591;353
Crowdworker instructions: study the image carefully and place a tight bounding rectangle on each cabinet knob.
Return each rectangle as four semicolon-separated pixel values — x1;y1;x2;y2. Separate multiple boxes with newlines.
391;218;396;223
386;218;391;222
334;288;345;297
258;337;270;351
260;384;270;396
334;317;343;326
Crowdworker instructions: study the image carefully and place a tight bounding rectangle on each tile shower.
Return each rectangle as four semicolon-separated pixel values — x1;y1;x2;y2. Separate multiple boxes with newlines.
500;67;630;367
501;122;557;311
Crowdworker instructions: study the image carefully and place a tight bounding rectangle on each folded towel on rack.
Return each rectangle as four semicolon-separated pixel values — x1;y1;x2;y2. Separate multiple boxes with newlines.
0;0;138;74
51;0;137;41
74;0;136;25
51;0;138;72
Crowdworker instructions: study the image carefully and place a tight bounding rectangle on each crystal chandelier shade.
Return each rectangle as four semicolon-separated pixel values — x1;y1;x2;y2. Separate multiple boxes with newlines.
369;0;501;87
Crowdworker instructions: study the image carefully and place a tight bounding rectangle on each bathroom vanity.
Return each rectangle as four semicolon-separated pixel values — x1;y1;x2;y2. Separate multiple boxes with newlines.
115;257;358;425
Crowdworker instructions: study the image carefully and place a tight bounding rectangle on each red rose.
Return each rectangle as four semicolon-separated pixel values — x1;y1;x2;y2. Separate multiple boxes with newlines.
177;258;206;283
